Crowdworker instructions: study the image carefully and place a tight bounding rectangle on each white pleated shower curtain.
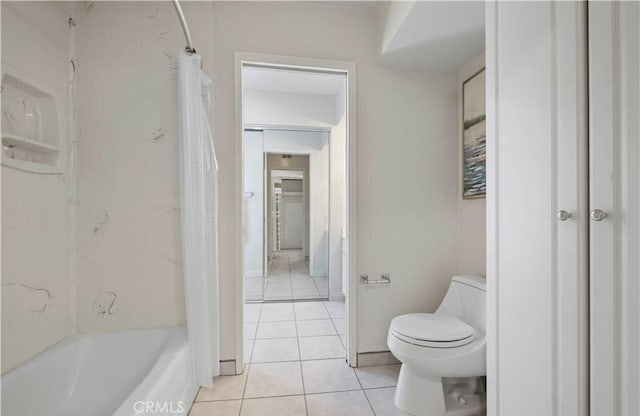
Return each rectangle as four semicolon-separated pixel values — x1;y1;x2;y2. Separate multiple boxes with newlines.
178;51;220;387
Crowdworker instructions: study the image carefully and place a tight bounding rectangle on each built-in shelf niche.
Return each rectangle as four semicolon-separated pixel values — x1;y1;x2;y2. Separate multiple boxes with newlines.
1;70;62;174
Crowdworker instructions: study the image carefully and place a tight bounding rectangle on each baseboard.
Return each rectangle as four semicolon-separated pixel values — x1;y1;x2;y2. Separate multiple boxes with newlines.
357;351;400;367
219;359;237;375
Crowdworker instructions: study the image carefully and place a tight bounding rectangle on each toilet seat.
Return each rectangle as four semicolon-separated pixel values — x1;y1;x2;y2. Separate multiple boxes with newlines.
390;313;476;348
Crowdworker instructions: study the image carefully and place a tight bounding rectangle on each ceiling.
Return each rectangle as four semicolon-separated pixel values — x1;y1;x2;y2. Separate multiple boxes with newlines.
242;66;346;96
379;1;485;70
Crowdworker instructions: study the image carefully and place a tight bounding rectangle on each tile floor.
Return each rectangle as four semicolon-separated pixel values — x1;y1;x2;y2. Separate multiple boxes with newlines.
245;250;328;302
189;300;404;416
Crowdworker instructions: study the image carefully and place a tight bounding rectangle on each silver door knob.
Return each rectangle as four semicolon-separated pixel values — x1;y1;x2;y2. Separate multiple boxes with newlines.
590;209;608;221
557;210;572;221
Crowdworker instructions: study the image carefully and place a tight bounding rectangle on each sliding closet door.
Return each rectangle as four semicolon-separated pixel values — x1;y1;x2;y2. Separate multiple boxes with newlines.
486;2;588;415
589;2;640;415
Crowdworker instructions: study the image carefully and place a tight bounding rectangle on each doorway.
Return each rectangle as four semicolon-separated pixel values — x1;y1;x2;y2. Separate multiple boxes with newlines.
236;54;356;370
243;129;331;303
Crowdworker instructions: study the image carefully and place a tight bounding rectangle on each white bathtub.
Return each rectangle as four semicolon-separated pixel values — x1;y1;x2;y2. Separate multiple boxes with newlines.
1;326;197;416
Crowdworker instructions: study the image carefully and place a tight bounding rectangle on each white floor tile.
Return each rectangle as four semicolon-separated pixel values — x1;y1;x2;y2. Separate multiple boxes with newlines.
294;302;330;320
364;387;406;416
323;301;345;319
301;358;361;394
312;278;328;292
244;340;254;363
291;273;313;282
298;335;345;360
251;338;300;363
240;396;307;416
244;362;304;398
244;304;262;323
296;319;337;337
292;279;318;291
292;289;322;299
332;318;346;335
306;390;374;416
263;287;293;300
256;321;297;339
354;365;400;389
265;279;291;289
189;400;242;416
260;303;295;322
195;371;248;402
244;322;258;340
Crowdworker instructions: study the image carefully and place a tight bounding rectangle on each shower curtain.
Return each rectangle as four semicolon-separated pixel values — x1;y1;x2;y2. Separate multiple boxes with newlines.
178;51;220;387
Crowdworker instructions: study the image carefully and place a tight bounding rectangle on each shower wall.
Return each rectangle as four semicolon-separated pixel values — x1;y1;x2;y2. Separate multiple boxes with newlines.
75;2;215;334
1;2;75;373
2;1;219;373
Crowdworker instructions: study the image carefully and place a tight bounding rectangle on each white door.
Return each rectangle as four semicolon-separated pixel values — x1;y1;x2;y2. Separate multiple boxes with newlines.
486;2;588;415
588;2;640;415
281;194;304;249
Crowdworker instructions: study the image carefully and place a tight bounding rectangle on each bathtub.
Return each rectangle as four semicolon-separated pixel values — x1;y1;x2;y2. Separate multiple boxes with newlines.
1;326;197;416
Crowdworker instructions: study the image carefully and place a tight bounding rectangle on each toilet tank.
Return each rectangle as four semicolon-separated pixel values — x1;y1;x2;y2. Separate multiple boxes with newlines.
435;275;486;335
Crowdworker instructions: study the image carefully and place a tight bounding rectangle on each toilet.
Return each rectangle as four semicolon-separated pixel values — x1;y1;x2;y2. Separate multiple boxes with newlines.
387;275;486;416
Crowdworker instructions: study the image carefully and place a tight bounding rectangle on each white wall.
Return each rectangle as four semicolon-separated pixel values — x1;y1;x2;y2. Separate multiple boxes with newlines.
74;2;217;341
243;130;264;277
1;1;75;373
378;1;416;53
244;90;337;127
457;54;486;276
213;1;458;356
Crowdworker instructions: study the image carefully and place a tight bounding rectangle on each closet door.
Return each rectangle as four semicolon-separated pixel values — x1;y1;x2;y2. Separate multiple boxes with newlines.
486;2;588;415
588;2;640;415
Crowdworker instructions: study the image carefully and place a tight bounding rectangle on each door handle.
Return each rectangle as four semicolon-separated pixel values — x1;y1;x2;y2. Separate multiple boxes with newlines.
590;209;608;221
557;210;572;221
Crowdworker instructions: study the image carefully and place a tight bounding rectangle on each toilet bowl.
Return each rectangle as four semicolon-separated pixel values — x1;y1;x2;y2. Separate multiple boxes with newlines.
387;275;486;416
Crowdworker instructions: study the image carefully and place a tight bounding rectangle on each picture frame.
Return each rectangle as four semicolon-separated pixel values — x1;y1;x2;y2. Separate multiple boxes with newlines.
462;68;486;199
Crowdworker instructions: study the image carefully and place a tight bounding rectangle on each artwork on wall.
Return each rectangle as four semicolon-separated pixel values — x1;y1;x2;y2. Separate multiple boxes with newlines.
462;68;486;199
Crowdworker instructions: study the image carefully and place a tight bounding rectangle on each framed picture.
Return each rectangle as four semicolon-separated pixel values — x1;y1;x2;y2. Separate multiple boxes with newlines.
462;68;486;199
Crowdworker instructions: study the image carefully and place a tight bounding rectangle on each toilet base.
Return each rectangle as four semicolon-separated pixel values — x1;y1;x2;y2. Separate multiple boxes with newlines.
394;365;486;416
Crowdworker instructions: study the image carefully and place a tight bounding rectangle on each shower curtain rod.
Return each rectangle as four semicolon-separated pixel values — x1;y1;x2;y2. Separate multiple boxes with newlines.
171;0;196;54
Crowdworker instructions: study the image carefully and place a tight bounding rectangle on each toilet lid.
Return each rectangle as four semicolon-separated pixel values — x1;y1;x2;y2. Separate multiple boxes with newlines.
390;314;475;346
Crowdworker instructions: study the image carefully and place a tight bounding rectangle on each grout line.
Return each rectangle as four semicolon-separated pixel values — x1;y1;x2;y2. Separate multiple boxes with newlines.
360;385;398;392
304;387;365;397
199;387;373;404
246;304;262;365
352;354;378;416
239;304;262;416
323;302;347;352
250;356;347;365
292;300;310;416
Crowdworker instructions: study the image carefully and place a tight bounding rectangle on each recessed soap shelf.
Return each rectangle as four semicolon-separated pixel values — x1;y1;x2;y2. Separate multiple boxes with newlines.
3;133;60;154
1;68;62;174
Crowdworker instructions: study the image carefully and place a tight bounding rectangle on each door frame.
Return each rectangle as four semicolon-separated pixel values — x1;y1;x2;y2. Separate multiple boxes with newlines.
235;52;357;372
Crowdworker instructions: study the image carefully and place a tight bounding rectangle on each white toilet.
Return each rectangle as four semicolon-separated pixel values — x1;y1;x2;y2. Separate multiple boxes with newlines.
387;275;486;416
